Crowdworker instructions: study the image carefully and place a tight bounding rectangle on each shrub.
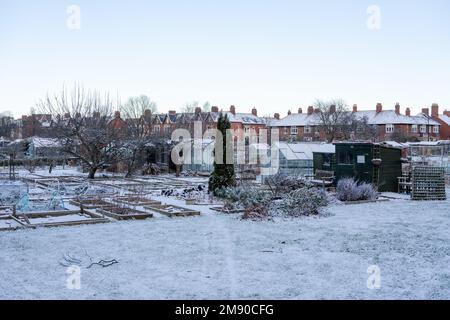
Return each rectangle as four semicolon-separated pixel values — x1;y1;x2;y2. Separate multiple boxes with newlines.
215;185;270;207
336;178;377;202
279;187;329;217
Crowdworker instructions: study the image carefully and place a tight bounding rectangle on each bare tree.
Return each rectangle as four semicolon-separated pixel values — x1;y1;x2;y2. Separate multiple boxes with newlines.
119;99;157;177
315;99;353;142
180;101;211;113
125;95;157;114
37;86;123;179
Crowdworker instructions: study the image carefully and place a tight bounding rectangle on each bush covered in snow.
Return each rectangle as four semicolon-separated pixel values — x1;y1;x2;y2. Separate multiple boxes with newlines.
265;173;312;196
278;187;329;217
215;185;270;207
336;178;378;202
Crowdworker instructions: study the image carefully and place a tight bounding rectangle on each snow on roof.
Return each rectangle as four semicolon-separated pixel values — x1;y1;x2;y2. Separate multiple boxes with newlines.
270;113;321;127
223;112;266;125
276;142;335;160
439;114;450;125
269;110;440;127
29;137;61;148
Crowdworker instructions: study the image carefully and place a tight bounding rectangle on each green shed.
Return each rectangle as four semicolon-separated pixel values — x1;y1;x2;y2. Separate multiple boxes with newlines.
334;142;402;192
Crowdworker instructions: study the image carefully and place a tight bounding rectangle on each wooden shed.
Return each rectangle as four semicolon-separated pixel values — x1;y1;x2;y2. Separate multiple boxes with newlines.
334;142;402;192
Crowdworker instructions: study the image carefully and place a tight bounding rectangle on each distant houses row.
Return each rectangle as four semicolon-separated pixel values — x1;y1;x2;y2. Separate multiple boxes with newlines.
0;103;450;142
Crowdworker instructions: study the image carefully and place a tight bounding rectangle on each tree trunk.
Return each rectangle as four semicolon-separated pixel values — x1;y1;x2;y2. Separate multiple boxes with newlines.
88;167;98;179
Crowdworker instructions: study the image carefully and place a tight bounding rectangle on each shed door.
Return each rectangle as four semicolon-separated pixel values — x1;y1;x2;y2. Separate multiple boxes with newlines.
355;153;371;183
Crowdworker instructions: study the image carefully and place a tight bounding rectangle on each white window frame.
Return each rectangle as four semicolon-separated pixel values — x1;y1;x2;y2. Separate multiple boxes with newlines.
420;125;426;133
411;125;418;133
290;126;298;135
385;124;394;133
304;126;312;134
433;125;439;134
153;125;160;133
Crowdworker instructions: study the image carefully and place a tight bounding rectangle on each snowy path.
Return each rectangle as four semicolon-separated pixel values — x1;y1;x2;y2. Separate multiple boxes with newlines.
1;193;450;299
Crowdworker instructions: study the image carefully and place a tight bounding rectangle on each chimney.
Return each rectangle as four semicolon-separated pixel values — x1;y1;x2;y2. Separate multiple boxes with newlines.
144;109;152;117
75;112;81;118
395;103;400;115
431;103;439;118
229;105;236;115
307;106;314;115
93;111;100;118
287;110;291;116
114;111;120;118
406;108;411;117
169;110;176;115
444;110;450;117
22;115;28;120
195;107;202;114
211;106;219;113
376;103;382;113
314;108;320;113
352;104;358;113
64;113;70;118
251;107;257;116
329;105;336;113
274;113;280;120
298;108;303;114
422;108;429;116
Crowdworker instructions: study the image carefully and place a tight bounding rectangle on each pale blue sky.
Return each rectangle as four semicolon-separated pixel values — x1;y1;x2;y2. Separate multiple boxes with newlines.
1;0;449;117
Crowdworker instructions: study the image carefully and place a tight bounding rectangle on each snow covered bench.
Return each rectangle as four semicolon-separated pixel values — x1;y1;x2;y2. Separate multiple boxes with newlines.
310;170;335;188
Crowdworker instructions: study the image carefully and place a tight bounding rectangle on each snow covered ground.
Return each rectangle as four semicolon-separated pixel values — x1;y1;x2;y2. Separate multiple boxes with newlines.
1;188;450;300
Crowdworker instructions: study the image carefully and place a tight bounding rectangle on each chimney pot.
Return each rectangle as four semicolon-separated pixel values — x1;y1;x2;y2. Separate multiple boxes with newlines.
406;108;411;117
376;103;383;113
431;103;439;117
395;103;400;115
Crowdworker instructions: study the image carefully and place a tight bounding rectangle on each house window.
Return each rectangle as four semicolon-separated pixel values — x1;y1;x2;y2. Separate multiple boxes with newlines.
338;151;353;165
411;125;418;133
385;124;394;133
290;126;298;135
284;127;288;135
433;126;439;134
420;125;426;133
304;126;312;134
153;125;160;133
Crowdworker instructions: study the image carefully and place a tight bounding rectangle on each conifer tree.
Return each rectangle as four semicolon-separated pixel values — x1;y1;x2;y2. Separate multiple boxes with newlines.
208;112;235;195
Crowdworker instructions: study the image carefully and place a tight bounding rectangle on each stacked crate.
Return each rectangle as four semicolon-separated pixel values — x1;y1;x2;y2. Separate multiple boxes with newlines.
411;166;447;201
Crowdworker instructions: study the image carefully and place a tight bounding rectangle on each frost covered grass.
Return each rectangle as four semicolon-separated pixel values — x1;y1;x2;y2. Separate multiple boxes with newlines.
1;189;450;300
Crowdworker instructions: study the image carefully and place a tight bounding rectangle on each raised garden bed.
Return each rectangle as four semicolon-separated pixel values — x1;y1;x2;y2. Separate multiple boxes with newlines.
69;199;115;209
113;196;162;206
0;215;24;231
1;210;109;230
342;198;389;205
97;207;153;220
144;204;200;217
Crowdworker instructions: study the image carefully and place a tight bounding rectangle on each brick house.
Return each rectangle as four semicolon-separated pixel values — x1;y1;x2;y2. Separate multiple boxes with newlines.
429;103;450;140
269;103;441;142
